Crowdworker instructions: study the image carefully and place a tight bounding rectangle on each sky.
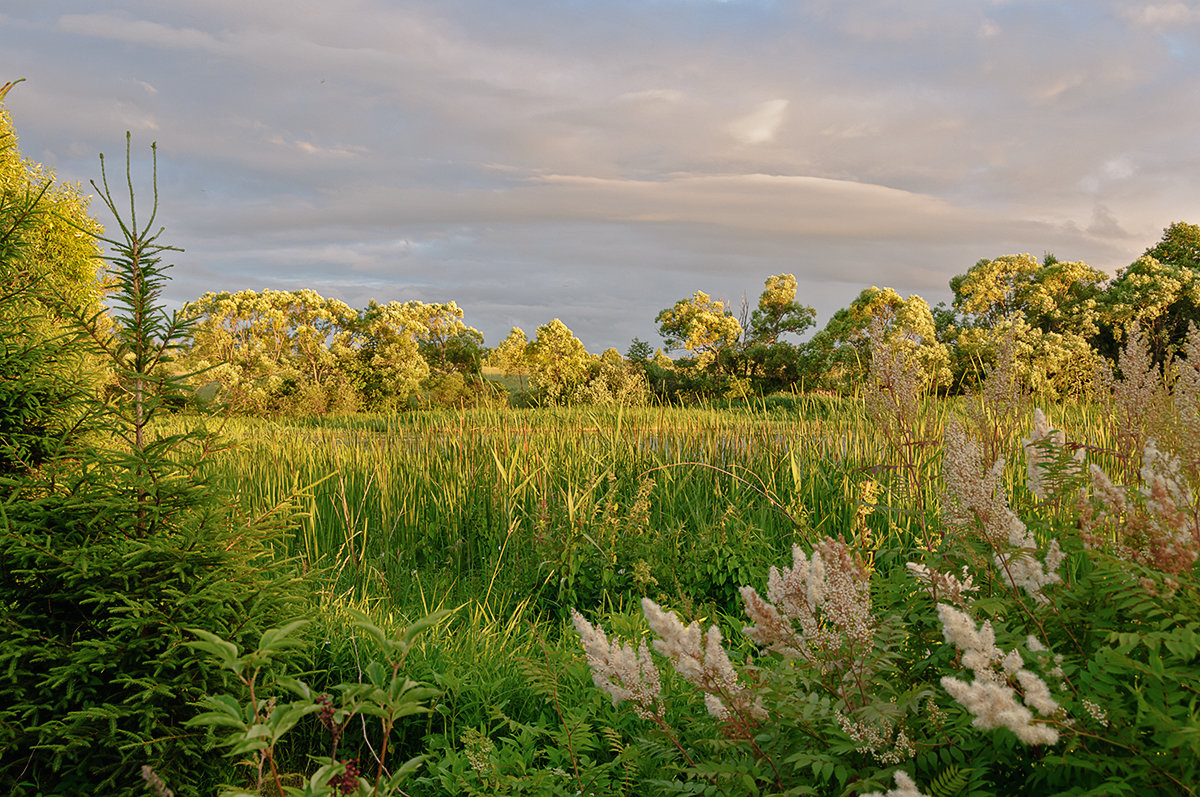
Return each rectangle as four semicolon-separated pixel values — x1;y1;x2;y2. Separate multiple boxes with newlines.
3;0;1200;353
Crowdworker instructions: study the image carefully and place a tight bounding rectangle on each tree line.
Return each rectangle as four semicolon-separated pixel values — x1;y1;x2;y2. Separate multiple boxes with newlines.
169;221;1200;412
4;91;1200;414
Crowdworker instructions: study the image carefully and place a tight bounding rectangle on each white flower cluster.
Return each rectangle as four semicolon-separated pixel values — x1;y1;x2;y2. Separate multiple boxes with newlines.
942;419;1065;604
1083;440;1199;573
740;537;875;674
836;708;915;765
641;598;766;722
860;770;930;797
571;609;662;720
937;603;1059;745
1081;698;1109;727
906;562;977;607
1140;440;1199;570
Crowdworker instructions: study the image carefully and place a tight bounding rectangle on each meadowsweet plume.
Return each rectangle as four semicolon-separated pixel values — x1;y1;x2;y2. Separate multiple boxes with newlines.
641;598;766;723
836;707;916;765
1140;440;1199;572
941;419;1063;603
741;537;875;674
906;562;977;606
936;603;1059;745
1173;322;1200;475
1080;442;1200;574
1021;408;1082;499
571;609;662;720
860;770;931;797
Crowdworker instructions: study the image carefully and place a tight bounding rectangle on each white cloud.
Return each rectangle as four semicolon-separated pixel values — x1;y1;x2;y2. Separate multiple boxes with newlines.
1122;1;1200;31
727;99;789;145
58;13;219;50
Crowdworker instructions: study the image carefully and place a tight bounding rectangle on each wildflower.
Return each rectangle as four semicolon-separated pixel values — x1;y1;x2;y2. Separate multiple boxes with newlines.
328;758;360;795
836;707;916;765
1081;698;1109;727
941;419;1064;603
741;537;875;672
1021;408;1082;499
1081;443;1200;573
571;609;662;720
860;770;931;797
641;598;766;723
461;728;496;776
936;603;1059;745
906;562;977;606
140;766;175;797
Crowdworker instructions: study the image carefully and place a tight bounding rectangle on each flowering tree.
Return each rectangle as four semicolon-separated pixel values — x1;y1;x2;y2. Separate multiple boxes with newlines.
526;318;593;404
947;253;1107;397
806;286;951;391
656;290;743;370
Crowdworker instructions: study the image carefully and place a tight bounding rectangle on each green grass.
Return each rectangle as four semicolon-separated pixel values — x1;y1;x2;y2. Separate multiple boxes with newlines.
176;402;908;617
154;391;1199;795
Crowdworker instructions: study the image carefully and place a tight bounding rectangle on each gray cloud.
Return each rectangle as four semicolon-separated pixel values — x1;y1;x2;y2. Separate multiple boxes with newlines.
2;0;1198;352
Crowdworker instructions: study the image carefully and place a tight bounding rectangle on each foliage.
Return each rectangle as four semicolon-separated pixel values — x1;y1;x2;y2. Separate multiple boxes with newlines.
525;318;594;404
180;292;490;414
183;288;362;415
0;91;109;468
1099;253;1200;367
570;327;1200;796
0;135;304;796
807;286;951;392
656;290;743;371
948;254;1107;397
0;99;106;319
187;609;448;797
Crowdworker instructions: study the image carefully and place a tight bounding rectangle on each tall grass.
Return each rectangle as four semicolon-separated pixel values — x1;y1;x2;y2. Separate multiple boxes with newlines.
167;395;1041;621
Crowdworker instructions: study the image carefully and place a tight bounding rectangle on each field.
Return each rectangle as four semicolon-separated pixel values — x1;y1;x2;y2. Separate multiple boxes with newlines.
145;383;1200;797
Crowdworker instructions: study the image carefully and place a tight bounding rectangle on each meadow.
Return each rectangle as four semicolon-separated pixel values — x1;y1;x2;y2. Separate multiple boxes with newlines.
155;367;1200;797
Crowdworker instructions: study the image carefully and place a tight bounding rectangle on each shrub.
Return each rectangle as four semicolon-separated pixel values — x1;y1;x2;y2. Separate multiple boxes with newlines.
569;323;1200;796
0;136;305;795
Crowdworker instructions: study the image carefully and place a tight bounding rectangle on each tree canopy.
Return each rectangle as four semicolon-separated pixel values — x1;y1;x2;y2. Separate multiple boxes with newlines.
656;290;743;370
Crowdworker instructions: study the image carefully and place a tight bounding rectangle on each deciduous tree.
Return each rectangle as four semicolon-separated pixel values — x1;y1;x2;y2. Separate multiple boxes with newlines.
656;290;742;370
806;286;950;391
527;318;593;403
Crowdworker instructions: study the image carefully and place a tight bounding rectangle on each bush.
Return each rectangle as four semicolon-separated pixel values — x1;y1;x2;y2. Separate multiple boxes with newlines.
0;135;306;795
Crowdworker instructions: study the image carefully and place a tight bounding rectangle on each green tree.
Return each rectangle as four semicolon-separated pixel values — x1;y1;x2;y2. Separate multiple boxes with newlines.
0;86;109;442
626;337;652;363
1098;223;1200;365
526;318;593;403
1145;220;1200;268
182;288;360;414
805;286;950;392
0;100;105;318
575;347;650;406
1;133;302;796
490;326;531;394
744;273;816;387
353;299;431;410
948;253;1107;397
951;253;1106;338
656;290;743;370
402;299;485;375
748;273;816;346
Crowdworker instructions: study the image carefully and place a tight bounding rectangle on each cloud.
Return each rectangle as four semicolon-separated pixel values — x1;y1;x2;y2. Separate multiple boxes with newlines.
4;0;1198;352
727;99;789;145
58;13;220;50
1122;1;1200;31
